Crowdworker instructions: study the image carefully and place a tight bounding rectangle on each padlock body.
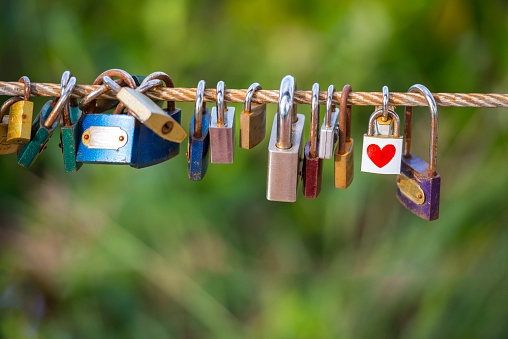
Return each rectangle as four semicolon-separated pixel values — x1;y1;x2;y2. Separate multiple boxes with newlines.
210;107;236;164
132;108;181;169
17;101;57;168
188;108;211;181
0;117;20;154
334;139;354;189
239;104;266;149
318;108;339;159
361;134;403;174
267;114;306;202
76;114;139;165
302;140;323;199
7;100;33;144
61;106;83;172
116;88;186;143
396;154;440;221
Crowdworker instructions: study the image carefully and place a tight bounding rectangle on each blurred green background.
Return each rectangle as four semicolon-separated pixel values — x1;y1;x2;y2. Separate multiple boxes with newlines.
1;0;508;338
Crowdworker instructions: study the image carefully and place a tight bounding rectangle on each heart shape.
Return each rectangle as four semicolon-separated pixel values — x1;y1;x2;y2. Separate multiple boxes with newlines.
367;144;396;168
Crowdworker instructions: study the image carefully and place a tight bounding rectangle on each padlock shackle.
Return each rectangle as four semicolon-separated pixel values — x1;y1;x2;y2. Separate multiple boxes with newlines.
0;96;23;121
80;78;123;111
337;84;352;155
216;81;227;126
325;85;336;128
83;69;137;114
18;76;31;102
382;86;390;122
309;83;320;158
276;75;296;150
112;79;163;115
140;72;176;111
244;82;262;112
405;84;438;176
103;76;122;93
367;108;400;137
61;71;74;127
193;80;206;138
44;75;76;129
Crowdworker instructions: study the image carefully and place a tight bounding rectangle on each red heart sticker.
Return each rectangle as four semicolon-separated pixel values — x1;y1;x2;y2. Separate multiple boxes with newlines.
367;144;396;168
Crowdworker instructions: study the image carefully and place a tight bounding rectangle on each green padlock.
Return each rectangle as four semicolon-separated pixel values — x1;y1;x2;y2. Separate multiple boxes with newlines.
59;71;82;172
18;75;76;168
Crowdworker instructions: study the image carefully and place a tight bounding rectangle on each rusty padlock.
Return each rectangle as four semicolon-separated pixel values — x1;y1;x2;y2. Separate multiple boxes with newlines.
239;82;266;149
396;84;441;221
334;84;354;189
302;83;323;198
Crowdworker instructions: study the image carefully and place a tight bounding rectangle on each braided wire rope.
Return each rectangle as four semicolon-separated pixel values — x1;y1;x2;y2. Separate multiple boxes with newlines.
0;81;507;108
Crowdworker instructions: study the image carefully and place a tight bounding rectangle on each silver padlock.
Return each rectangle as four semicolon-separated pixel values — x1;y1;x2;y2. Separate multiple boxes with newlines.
210;81;236;164
267;75;306;202
318;84;339;159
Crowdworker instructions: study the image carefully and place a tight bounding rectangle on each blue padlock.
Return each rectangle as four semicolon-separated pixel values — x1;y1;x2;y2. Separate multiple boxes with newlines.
76;70;139;165
188;80;210;181
76;70;182;168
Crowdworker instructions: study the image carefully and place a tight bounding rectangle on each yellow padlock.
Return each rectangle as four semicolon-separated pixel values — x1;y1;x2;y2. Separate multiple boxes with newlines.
7;76;34;144
0;97;23;154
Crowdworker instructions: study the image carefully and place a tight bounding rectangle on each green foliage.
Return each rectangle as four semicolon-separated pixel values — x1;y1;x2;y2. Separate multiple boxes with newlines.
1;0;508;338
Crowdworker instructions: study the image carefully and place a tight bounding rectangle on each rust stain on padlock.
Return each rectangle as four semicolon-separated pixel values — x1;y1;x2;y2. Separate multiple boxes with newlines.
397;172;425;205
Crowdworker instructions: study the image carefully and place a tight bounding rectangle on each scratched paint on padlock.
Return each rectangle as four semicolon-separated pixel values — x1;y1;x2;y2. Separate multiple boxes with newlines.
361;135;402;174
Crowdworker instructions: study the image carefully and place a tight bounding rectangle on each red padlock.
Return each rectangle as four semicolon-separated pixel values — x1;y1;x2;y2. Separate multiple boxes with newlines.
302;83;323;198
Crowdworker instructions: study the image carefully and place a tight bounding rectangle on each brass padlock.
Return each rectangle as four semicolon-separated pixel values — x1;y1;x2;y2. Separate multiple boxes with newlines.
7;76;34;144
102;75;186;143
0;97;23;154
266;75;306;202
334;84;354;189
239;82;266;149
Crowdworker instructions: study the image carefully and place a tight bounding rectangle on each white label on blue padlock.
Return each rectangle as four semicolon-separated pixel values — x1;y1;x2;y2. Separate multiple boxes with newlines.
82;126;128;150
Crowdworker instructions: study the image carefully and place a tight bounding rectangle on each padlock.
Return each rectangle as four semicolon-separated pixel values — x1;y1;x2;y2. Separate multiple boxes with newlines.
101;75;186;143
210;81;235;164
396;84;440;221
267;75;306;202
302;83;323;199
59;71;82;172
188;80;210;181
239;82;266;149
0;97;23;155
361;108;403;175
18;76;75;168
76;72;166;167
334;84;354;189
318;85;339;159
7;76;34;144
